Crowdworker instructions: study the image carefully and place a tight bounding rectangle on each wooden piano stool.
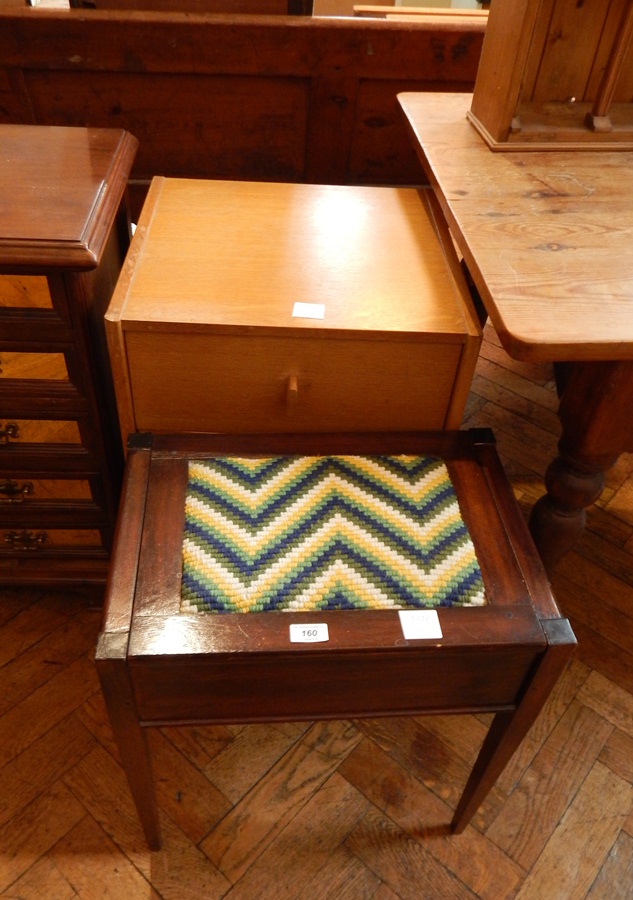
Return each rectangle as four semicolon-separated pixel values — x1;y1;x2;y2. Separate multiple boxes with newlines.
96;428;576;850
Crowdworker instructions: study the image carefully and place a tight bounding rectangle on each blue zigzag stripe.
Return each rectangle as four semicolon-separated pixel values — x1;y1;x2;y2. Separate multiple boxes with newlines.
185;494;469;572
187;459;456;528
182;539;483;610
181;454;486;613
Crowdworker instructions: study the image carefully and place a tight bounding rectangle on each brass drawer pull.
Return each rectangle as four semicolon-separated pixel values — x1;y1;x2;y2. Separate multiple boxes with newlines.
0;423;19;444
0;480;33;503
4;529;48;551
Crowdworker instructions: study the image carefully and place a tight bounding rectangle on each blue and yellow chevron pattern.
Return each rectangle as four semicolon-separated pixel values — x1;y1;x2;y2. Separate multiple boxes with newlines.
180;455;486;613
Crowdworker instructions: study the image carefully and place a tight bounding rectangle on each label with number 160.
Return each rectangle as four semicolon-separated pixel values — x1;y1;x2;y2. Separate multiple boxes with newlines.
289;623;329;643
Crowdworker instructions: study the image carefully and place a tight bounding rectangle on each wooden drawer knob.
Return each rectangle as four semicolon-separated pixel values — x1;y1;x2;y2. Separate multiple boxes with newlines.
286;373;299;409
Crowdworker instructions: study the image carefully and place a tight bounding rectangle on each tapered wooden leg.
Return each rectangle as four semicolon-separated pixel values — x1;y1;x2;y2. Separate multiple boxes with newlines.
95;635;162;850
93;439;160;847
451;618;576;833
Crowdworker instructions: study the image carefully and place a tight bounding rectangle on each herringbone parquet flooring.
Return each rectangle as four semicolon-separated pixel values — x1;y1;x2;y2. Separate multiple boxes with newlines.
1;325;633;899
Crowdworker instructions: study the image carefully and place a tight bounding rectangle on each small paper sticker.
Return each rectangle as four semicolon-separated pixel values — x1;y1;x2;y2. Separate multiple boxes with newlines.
289;623;329;643
292;302;325;320
398;610;443;641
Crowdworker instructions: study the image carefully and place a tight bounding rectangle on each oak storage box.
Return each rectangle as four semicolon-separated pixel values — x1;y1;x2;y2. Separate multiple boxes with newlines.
105;178;481;439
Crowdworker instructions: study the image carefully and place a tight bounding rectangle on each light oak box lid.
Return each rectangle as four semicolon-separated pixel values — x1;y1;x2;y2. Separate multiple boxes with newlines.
107;177;480;344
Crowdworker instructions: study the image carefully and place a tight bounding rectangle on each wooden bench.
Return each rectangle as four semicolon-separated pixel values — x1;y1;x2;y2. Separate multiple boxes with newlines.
0;7;485;219
70;0;313;14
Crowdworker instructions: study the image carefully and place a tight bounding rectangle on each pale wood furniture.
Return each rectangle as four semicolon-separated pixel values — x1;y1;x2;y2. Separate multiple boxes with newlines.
398;91;633;572
96;428;575;849
353;5;487;21
105;178;481;441
0;7;485;219
469;0;633;150
0;124;137;587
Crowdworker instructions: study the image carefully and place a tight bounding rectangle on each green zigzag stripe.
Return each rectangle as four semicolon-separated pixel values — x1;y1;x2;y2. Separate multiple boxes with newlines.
180;454;486;613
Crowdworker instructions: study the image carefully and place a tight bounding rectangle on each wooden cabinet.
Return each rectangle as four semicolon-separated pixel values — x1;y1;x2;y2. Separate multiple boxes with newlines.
106;178;481;440
0;125;138;587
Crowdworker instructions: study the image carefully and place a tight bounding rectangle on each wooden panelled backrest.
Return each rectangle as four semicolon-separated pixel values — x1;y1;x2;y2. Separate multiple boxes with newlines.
0;8;484;216
69;0;313;14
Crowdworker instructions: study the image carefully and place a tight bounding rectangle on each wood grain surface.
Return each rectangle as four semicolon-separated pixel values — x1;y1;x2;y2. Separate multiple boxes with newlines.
1;325;632;897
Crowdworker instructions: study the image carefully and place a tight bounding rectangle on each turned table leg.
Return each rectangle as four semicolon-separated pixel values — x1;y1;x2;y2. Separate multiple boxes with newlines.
529;360;633;575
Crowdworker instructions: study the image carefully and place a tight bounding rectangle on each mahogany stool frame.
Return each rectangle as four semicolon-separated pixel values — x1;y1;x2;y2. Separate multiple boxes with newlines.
96;429;576;850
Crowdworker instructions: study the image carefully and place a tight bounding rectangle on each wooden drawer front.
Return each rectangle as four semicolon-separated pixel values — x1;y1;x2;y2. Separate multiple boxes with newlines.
0;275;72;342
0;528;106;554
0;478;108;533
0;477;93;505
0;275;52;311
0;419;82;445
126;332;465;433
0;351;68;381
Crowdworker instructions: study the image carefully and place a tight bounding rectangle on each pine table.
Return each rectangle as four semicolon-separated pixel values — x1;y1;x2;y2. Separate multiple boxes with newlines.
399;91;633;573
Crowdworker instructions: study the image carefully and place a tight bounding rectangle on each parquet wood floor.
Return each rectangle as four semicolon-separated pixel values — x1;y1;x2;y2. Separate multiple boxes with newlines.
1;324;633;899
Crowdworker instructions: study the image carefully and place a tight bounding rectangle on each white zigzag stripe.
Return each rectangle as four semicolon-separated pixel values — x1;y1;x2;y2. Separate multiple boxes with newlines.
285;560;405;611
185;475;463;556
182;512;482;606
188;456;448;508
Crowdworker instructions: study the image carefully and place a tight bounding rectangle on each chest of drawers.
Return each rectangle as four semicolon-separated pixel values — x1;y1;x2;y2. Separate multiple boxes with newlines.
0;125;138;587
106;178;481;440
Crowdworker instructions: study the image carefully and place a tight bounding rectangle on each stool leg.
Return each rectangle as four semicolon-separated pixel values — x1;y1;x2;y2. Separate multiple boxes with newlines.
451;618;576;833
451;709;517;833
96;636;162;850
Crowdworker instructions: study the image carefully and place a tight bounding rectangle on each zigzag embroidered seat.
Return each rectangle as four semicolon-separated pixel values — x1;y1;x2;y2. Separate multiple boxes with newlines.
181;454;486;614
96;429;576;851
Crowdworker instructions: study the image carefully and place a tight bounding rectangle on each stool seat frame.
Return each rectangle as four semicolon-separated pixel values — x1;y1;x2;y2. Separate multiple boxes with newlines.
96;429;576;850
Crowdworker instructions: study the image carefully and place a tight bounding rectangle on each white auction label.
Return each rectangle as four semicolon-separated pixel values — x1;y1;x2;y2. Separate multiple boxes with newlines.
292;302;325;320
289;623;329;643
398;609;443;640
